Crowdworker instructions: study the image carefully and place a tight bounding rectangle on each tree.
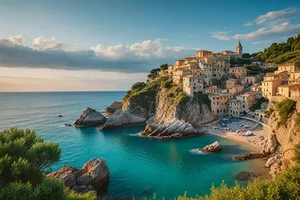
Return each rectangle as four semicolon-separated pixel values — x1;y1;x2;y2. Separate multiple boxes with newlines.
160;64;168;71
0;128;96;200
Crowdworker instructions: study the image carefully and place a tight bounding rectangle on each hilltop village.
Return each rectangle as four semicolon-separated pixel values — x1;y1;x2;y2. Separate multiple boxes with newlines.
157;41;300;122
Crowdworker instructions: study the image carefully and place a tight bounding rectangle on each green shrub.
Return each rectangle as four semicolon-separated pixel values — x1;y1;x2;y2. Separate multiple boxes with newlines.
250;97;268;110
196;93;211;110
0;128;97;200
263;108;274;117
275;99;296;125
160;64;168;71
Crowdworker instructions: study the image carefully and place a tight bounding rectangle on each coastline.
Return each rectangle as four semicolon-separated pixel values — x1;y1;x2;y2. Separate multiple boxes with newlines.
203;119;272;179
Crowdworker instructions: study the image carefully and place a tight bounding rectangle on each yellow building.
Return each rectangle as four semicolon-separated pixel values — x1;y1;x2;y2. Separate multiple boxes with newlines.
229;67;247;79
277;84;300;98
226;79;237;89
289;70;300;84
261;79;282;99
290;86;300;99
196;50;213;58
276;63;300;73
236;92;256;110
174;60;185;67
228;85;244;95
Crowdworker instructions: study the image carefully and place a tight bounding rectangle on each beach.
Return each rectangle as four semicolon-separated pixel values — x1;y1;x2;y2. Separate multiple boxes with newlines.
204;118;272;179
205;119;268;152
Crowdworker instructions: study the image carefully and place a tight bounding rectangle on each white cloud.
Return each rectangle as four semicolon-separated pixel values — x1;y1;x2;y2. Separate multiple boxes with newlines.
254;8;298;25
33;36;80;51
210;31;230;40
252;40;272;45
0;35;25;45
232;22;300;40
211;7;300;41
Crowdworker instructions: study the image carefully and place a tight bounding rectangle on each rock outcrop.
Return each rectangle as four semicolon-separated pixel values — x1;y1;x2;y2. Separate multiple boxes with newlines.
47;158;109;194
74;107;107;127
151;88;214;126
232;152;269;161
140;119;203;138
201;141;221;152
99;109;146;130
105;102;122;117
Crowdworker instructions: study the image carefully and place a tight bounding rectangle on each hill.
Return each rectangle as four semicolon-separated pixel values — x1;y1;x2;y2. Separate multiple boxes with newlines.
254;34;300;64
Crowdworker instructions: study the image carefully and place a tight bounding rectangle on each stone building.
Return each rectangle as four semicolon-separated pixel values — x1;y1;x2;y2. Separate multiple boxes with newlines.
226;79;237;90
236;41;243;58
236;92;256;110
183;75;204;96
228;85;244;95
229;67;247;79
209;94;232;117
229;99;241;117
277;84;300;98
196;50;213;58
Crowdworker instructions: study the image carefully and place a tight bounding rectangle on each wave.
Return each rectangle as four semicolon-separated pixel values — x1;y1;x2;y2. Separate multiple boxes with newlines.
189;149;208;155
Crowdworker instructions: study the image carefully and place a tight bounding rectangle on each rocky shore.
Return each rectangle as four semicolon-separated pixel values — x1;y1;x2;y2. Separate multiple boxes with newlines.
100;109;146;130
74;107;107;127
47;158;109;194
140;119;203;138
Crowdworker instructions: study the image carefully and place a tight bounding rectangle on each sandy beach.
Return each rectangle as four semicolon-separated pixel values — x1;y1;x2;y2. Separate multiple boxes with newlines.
203;118;272;179
204;119;268;152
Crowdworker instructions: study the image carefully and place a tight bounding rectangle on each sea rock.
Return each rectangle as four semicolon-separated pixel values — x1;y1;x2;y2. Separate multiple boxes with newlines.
232;152;268;160
105;102;122;117
269;161;283;178
265;154;281;168
99;110;145;130
201;141;221;152
58;115;63;117
74;107;107;127
235;171;259;181
47;158;109;194
140;119;203;138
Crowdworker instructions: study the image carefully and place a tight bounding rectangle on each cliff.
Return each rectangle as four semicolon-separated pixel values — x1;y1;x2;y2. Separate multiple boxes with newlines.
100;77;214;134
266;98;300;164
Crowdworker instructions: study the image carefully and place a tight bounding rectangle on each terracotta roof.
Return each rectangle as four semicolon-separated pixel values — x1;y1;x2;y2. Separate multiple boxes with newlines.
278;63;297;67
197;50;212;53
263;79;282;82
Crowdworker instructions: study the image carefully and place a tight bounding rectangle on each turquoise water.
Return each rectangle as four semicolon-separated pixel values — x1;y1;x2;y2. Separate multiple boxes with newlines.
0;92;255;199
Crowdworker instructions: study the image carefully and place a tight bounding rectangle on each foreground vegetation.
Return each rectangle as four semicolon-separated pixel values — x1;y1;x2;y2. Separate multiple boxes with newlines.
0;128;97;200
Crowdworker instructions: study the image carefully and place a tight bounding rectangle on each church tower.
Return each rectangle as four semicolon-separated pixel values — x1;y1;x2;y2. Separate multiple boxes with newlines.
236;41;243;55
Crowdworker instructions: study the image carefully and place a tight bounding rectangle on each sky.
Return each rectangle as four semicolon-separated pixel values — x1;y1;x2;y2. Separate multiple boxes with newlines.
0;0;300;92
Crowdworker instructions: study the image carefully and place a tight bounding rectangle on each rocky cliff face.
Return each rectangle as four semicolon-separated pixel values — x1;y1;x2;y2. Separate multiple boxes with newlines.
266;98;300;164
74;107;107;127
149;88;214;126
262;98;300;177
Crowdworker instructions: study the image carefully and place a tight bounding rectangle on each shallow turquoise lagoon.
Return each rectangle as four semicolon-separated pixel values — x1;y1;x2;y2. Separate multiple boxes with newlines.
0;92;256;199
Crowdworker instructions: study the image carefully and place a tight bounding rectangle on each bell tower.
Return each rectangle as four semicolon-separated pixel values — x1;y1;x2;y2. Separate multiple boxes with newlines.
236;41;243;55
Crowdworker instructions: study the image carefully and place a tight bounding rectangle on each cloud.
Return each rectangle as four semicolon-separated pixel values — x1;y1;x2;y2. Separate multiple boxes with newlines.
0;35;25;45
254;8;298;25
210;31;230;40
0;36;198;73
232;22;300;40
252;40;272;45
211;8;300;41
33;36;80;51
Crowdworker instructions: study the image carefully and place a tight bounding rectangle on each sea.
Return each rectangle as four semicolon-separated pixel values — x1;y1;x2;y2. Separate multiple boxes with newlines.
0;91;257;199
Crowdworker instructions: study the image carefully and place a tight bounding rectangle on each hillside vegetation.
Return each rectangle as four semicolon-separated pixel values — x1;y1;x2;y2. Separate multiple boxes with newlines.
255;34;300;64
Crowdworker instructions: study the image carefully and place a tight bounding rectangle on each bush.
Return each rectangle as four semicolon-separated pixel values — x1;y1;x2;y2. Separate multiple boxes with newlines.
196;93;211;110
263;108;274;117
275;99;296;125
173;165;300;200
250;97;268;110
0;128;96;200
296;113;300;126
131;82;146;91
